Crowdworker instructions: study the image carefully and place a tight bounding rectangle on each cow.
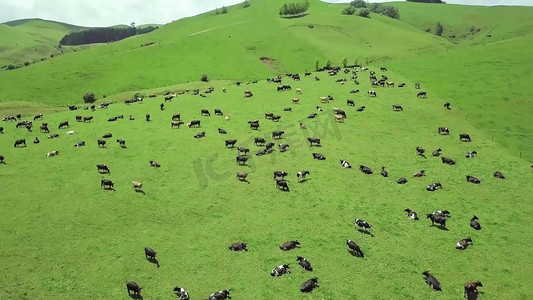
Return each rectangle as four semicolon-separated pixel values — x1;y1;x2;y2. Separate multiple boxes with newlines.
307;113;318;119
102;133;112;138
297;171;310;182
74;141;85;147
108;116;118;122
466;175;481;184
97;139;106;148
212;109;223;116
225;139;237;148
101;179;114;189
416;146;426;158
224;115;229;121
83;116;93;122
346;239;364;257
334;109;346;118
272;131;285;139
381;166;388;177
380;67;387;71
33;114;43;121
187;120;201;128
465;151;477;158
48;133;59;139
280;240;300;251
58;121;69;129
164;95;174;101
229;242;248;252
340;160;352;168
149;160;161;167
273;171;288;180
173;287;190;300
292;97;300;104
307;138;321;147
0;127;3;134
237;147;250;155
248;120;260;130
296;88;302;94
207;289;231;300
146;114;151;122
284;107;292;112
236;172;248;181
460;133;471;142
426;182;442;191
386;82;395;87
464;281;483;298
444;102;451;110
278;144;289;152
14;138;26;147
300;278;319;293
426;213;446;228
305;72;312;76
320;96;329;103
172;114;181;121
114;139;125;148
390;105;402;112
97;164;110;173
244;90;253;97
397;177;408;184
455;237;473;250
493;171;505;179
417;91;427;98
270;264;290;277
68;105;78;111
404;209;419;220
432;148;442;157
143;247;157;261
276;179;290;191
413;170;426;177
0;155;4;164
347;99;355;106
312;153;326;160
367;90;377;97
271;115;281;122
194;132;206;139
297;256;313;271
434;210;451;218
359;165;373;174
126;281;142;297
46;150;59;157
33;137;39;144
441;157;456;165
236;155;249;165
254;137;266;146
422;271;441;291
398;83;406;87
355;219;372;233
171;121;184;128
438;127;450;135
201;109;211;116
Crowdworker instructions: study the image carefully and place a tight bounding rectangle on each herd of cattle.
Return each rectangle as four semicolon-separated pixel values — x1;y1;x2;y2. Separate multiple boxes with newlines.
3;64;529;299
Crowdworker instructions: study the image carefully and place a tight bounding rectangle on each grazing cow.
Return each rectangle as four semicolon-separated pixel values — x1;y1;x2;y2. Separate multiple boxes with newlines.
0;127;3;134
455;237;473;250
201;109;211;116
398;82;406;87
359;165;373;174
444;102;451;110
212;109;223;116
320;96;329;103
248;120;260;130
460;133;472;142
48;133;59;139
187;120;201;128
426;182;442;191
276;179;290;191
164;95;174;101
280;240;300;250
272;115;281;122
172;114;181;121
97;139;106;148
34;114;43;121
96;164;110;173
236;172;248;181
270;264;290;277
432;148;442;157
307;138;321;146
307;113;318;119
356;106;366;112
207;289;231;300
272;131;284;139
422;271;441;291
144;247;156;260
172;121;184;128
297;256;313;271
426;213;446;227
494;171;505;179
347;99;355;106
126;281;142;296
380;67;387;71
0;155;4;164
413;170;426;177
381;166;388;177
108;116;118;122
244;90;253;98
174;287;190;300
340;160;352;168
386;82;395;87
34;137;40;144
284;107;292;112
68;105;78;111
14;139;26;147
83;116;93;122
346;239;364;257
132;181;143;191
296;88;302;94
300;278;319;293
76;115;82;122
101;179;114;189
312;153;326;160
254;137;266;146
297;170;310;182
46;150;59;157
367;90;377;97
278;144;290;152
416;146;426;158
434;210;451;218
442;157;456;165
102;132;112;138
466;175;481;184
465;151;477;158
404;209;419;220
438;127;450;135
397;177;408;184
224;115;230;121
417;91;427;98
334;109;346;118
305;72;312;76
58;121;69;129
237;147;250;155
146;114;151;122
229;242;248;251
273;171;288;180
464;281;483;298
149;160;161;167
292;97;300;104
66;130;75;135
225;139;237;148
236;155;249;165
194;132;206;139
265;142;275;152
355;219;372;233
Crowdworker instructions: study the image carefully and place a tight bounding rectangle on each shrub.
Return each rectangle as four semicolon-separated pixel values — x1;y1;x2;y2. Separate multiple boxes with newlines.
350;0;367;8
342;6;356;15
435;22;443;36
221;6;228;14
382;6;400;19
308;24;314;28
201;74;209;82
325;59;332;69
243;0;250;8
24;61;30;66
314;58;319;71
83;92;97;104
341;57;348;68
358;8;370;18
279;1;310;16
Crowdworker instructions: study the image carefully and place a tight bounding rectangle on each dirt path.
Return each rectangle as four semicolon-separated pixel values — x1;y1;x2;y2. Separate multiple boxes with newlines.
188;21;246;37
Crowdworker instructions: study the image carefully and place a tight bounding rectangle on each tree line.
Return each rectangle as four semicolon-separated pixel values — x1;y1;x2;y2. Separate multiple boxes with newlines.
59;26;158;46
279;0;310;17
407;0;445;3
342;1;400;19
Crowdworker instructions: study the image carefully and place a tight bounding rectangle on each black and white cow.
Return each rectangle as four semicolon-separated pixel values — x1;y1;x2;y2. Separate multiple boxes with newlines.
173;287;190;300
297;171;310;182
470;216;481;230
465;151;477;158
278;144;290;152
74;141;85;147
254;137;266;146
397;177;408;184
346;239;364;257
214;109;223;116
426;213;446;228
312;153;326;160
272;131;285;139
270;264;290;277
14;138;26;147
207;289;231;300
225;139;237;148
466;175;481;184
236;155;249;165
149;160;161;167
101;179;114;189
102;133;112;138
460;133;471;142
201;109;211;116
237;147;250;155
96;164;110;173
273;171;288;180
455;237;473;250
340;160;352;168
116;139;126;147
347;99;355;106
194;131;206;138
58;121;69;129
367;90;377;97
441;157;456;165
355;219;372;233
307;138;321;146
404;209;419;220
493;171;505;179
426;182;442;191
417;91;427;98
438;127;449;135
276;179;290;192
280;240;300;251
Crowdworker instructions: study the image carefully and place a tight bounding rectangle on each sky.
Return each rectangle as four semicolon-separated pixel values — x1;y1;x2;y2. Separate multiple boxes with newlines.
0;0;532;27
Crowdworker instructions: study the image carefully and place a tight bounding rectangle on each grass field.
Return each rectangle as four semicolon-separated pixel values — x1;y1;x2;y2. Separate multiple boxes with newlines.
1;69;532;299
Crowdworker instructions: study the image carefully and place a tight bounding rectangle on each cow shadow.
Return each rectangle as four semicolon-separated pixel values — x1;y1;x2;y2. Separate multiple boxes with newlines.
238;179;251;184
135;189;146;195
357;229;375;237
348;250;364;258
129;294;143;299
467;292;482;300
298;178;311;183
431;225;449;231
0;161;5;165
147;257;160;268
103;187;115;191
120;145;127;149
98;170;110;174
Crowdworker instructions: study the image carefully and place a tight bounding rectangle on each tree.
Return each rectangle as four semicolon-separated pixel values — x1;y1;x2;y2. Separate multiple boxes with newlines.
350;0;367;8
83;92;96;104
279;0;310;16
221;6;228;14
353;56;360;67
130;22;135;27
341;57;348;68
325;58;332;69
314;58;319;71
243;0;250;8
342;5;356;15
435;22;443;36
201;74;209;82
382;6;400;19
358;8;370;18
24;61;30;66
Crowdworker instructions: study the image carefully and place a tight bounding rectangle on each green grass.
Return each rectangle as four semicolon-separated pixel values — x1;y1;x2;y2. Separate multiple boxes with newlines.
1;71;532;299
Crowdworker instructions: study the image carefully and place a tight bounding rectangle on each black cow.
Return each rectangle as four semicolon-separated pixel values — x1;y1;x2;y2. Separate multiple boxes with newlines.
194;131;206;139
392;105;403;111
283;107;292;112
278;144;290;152
149;160;161;167
146;114;151;122
126;281;142;296
237;147;250;155
380;166;388;177
248;120;260;130
272;115;281;122
68;105;78;111
108;116;118;122
404;209;419;220
397;177;408;184
398;83;406;87
300;278;319;293
426;213;446;228
350;89;360;93
273;171;288;180
416;146;426;158
346;239;364;257
308;138;321;146
276;179;290;191
359;165;373;174
0;127;3;134
347;99;355;106
224;139;237;148
356;106;366;112
33;137;40;144
165;95;174;101
214;109;223;116
312;153;326;160
432;148;442;157
83;116;93;122
201;109;211;116
297;256;313;271
58;121;69;129
14;139;26;147
466;175;481;184
441;157;456;165
160;103;165;111
280;240;300;250
207;289;231;300
494;171;505;179
144;247;157;260
270;264;290;277
307;113;318;119
229;242;248;252
96;164;110;173
97;140;106;148
236;155;249;165
48;133;59;139
33;114;43;121
188;120;201;128
172;114;181;121
272;131;284;139
116;139;126;147
422;271;441;291
254;137;266;146
256;149;268;156
76;115;82;122
218;128;227;134
101;179;114;189
464;281;483;298
355;218;372;233
417;91;427;98
444;102;451;110
74;141;85;147
460;133;471;142
102;133;112;138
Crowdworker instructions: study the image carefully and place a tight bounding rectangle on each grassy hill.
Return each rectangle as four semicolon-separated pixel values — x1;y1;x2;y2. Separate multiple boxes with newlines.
1;70;532;299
